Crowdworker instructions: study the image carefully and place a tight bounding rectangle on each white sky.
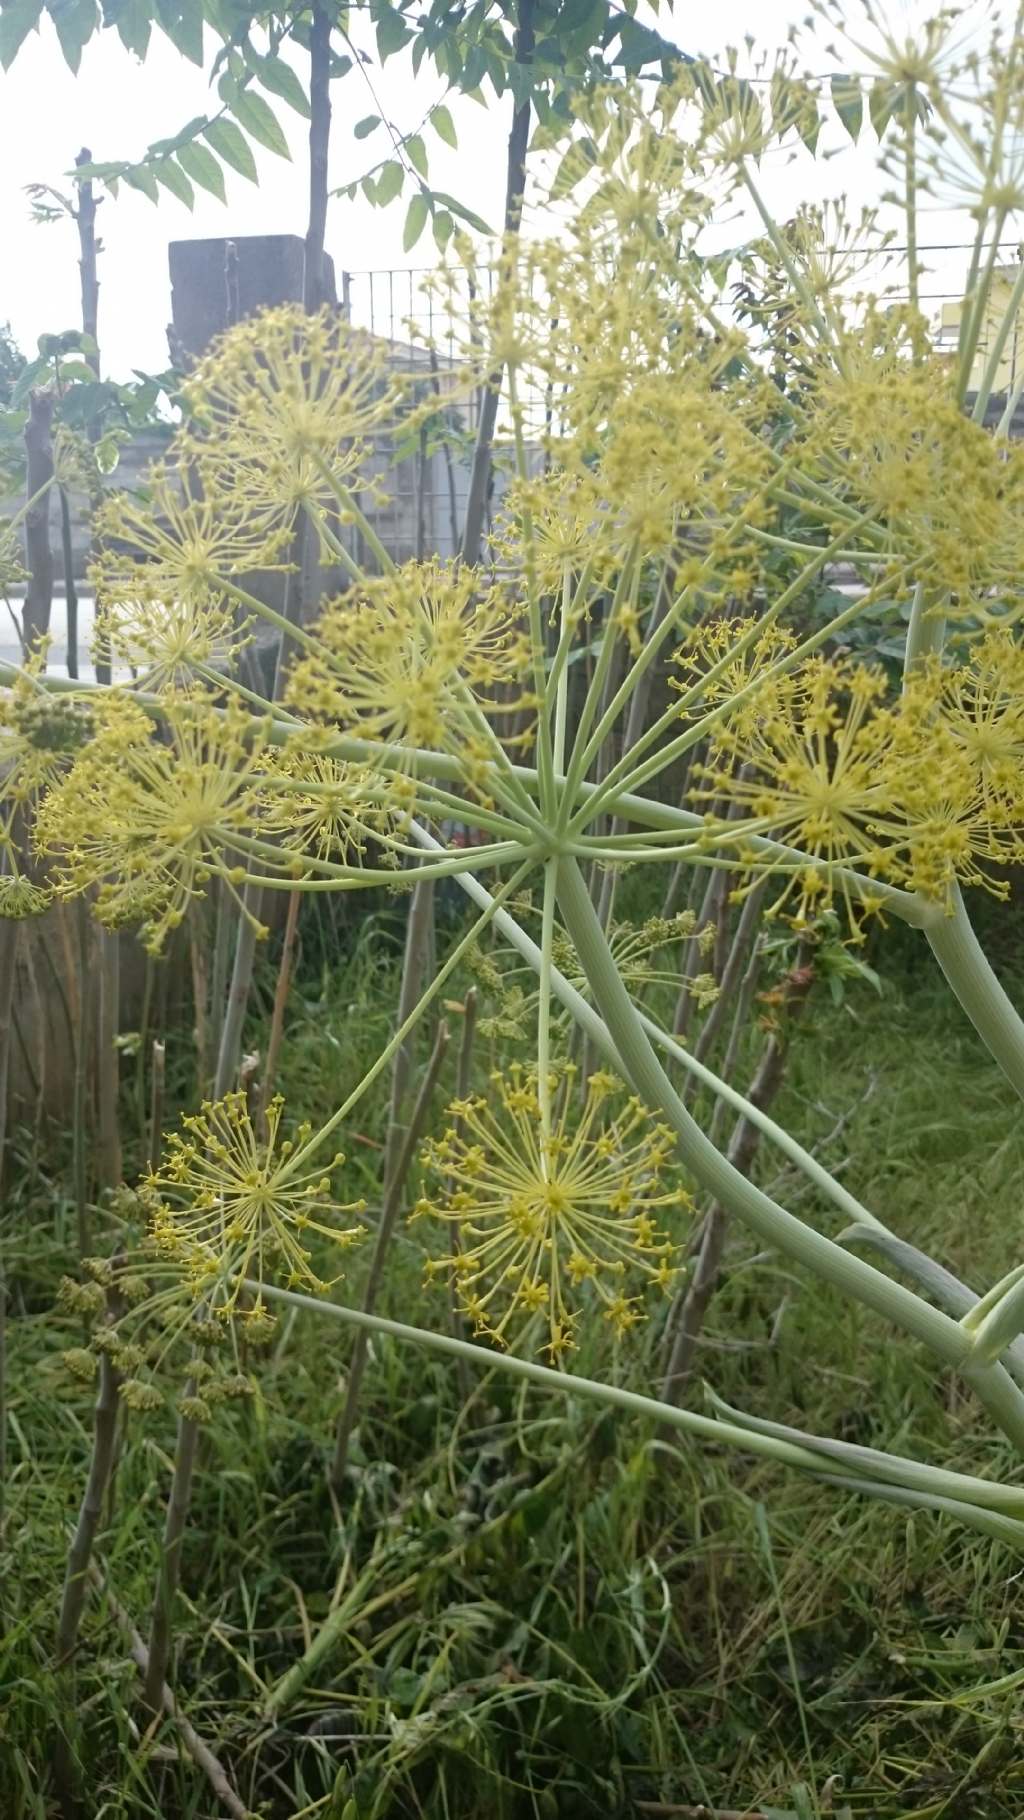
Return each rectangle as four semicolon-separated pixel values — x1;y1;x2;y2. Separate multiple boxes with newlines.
0;0;1015;378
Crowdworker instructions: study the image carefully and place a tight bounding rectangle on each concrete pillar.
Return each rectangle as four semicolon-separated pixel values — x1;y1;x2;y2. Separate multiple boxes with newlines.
168;234;337;359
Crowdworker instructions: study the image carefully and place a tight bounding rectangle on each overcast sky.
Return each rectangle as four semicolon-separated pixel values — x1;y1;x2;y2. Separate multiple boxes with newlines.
0;0;1013;378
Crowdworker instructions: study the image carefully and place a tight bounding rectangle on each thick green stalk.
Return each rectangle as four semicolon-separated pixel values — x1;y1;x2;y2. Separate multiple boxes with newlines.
553;853;1024;1451
248;1280;1024;1542
409;821;883;1235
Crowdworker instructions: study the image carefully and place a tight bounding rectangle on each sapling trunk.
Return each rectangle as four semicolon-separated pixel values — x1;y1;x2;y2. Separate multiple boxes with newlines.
689;883;767;1079
0;923;12;1541
74;148;100;372
98;1570;249;1820
707;932;764;1152
144;1392;201;1712
215;20;332;1057
213;887;264;1100
446;987;478;1404
54;1275;124;1807
58;487;79;680
258;887;302;1123
72;902;91;1256
188;906;213;1086
23;391;54;654
673;867;722;1041
95;928;121;1190
304;3;332;314
56;1346;121;1667
331;1018;449;1486
460;0;535;566
149;1039;165;1175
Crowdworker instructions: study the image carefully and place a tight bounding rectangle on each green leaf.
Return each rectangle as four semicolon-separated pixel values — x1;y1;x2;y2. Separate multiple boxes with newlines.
123;162;160;203
147;114;208;157
176;139;226;202
869;78;898;141
402;190;429;252
431;102;457;148
375;7;411;60
51;359;96;383
551;135;597;202
112;0;151;60
354;114;381;139
254;53;310;119
157;0;202;65
48;0;98;71
405;132;428;179
830;74;863;141
0;0;43;70
204;117;258;183
154;157;195;208
230;87;290;159
429;190;492;234
613;14;680;73
374;160;404;206
11;357;52;406
432;208;454;251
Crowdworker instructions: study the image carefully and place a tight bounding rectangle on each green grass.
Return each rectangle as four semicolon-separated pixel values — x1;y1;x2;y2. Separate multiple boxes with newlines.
4;904;1024;1819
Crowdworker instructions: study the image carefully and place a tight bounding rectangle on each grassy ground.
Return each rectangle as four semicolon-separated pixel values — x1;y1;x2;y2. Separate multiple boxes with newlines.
3;898;1024;1819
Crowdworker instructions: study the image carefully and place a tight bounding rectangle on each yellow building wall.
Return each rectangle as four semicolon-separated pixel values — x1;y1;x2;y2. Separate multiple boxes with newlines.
938;267;1023;395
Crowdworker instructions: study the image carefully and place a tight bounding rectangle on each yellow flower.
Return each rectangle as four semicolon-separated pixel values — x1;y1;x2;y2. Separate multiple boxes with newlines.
699;659;914;926
93;591;250;691
416;1062;689;1356
931;633;1024;825
0;875;50;919
91;464;289;611
286;558;532;755
0;650;92;828
256;745;399;866
146;1090;364;1304
178;304;397;524
34;697;268;952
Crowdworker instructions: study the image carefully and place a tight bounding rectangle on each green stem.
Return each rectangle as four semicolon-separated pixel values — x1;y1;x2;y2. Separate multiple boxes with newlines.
278;857;535;1179
246;1281;1024;1537
553;852;1024;1451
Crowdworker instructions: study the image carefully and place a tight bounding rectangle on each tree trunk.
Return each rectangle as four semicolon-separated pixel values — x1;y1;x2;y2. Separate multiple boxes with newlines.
304;3;332;313
74;148;100;374
23;391;55;654
460;0;536;567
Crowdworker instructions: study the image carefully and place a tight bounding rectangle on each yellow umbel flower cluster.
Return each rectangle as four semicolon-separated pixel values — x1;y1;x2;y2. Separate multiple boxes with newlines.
94;590;249;692
91;464;290;610
178;304;398;524
287;558;533;755
146;1090;365;1304
256;745;399;866
805;337;1024;604
33;696;267;951
697;640;1024;926
416;1063;690;1357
